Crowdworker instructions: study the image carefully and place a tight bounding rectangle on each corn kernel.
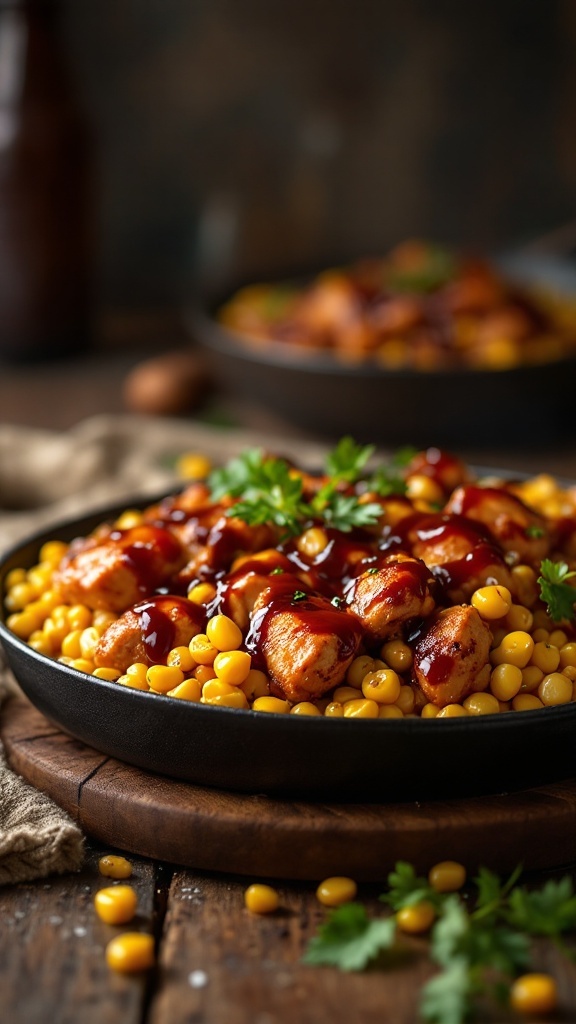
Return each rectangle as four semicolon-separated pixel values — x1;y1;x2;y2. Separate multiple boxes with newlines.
189;633;218;665
549;629;568;647
395;685;415;715
463;692;500;716
244;884;279;914
471;584;512;620
206;614;243;652
490;663;523;701
290;701;321;716
187;581;217;605
490;631;534;668
105;933;154;974
252;696;290;714
379;704;404;718
146;664;185;693
428;860;466;892
213;649;251;686
297;526;329;557
504;604;533;632
343;697;379;719
240;668;270;700
99;855;132;879
521;666;544;693
114;510;144;529
94;885;137;924
509;973;557;1016
316;876;357;907
346;654;378;688
512;693;544;711
560;642;576;668
361;668;401;705
530;641;560;674
126;662;148;685
69;658;95;674
406;474;444;505
93;667;121;681
194;664;217;685
323;701;344;717
380;639;413;672
175;452;212;480
80;626;101;660
538;672;573;706
396;901;436;934
436;704;469;718
204;689;249;709
168;677;202;702
420;703;439;719
167;645;196;672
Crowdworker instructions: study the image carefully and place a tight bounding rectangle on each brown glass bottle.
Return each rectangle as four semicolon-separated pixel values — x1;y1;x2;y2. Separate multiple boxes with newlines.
0;0;91;360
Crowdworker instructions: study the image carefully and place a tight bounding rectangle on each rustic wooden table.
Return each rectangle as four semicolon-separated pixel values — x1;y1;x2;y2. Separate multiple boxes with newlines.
2;346;576;1023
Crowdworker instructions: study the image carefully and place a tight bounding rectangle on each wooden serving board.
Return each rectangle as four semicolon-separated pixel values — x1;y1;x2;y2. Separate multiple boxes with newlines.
3;693;576;881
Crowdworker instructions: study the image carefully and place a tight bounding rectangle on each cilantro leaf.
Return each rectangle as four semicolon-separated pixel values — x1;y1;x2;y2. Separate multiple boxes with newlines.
325;436;375;484
367;464;408;498
380;861;440;911
538;559;576;623
302;903;396;971
420;958;473;1024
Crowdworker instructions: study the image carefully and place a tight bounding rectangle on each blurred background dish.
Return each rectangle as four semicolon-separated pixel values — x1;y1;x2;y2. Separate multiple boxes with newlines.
190;245;576;447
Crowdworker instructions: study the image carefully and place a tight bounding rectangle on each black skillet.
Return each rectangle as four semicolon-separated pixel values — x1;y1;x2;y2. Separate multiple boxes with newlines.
1;490;575;804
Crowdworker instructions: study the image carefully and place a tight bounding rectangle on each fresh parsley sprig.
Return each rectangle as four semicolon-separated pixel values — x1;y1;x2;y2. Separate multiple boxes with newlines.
303;860;576;1024
538;558;576;623
206;438;421;535
302;903;396;971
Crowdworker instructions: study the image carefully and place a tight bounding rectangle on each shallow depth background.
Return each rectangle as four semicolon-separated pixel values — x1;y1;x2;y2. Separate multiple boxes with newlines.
60;0;576;314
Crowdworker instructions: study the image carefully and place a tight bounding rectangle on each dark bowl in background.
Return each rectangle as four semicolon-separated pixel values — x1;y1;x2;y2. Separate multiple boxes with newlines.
189;252;576;448
2;497;576;803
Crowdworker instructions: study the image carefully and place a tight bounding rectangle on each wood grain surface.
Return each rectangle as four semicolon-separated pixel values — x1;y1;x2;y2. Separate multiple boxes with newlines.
3;693;576;882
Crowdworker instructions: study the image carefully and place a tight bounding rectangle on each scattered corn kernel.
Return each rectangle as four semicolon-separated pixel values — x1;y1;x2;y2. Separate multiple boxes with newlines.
509;973;557;1016
244;884;279;914
428;860;466;893
105;933;154;973
99;855;133;879
396;900;436;934
316;876;357;907
94;885;137;924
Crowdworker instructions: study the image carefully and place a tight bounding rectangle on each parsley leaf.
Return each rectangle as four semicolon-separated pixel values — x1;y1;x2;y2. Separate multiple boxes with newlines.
420;957;473;1024
325;436;375;484
302;903;395;971
380;860;441;911
366;464;408;498
320;494;384;532
538;559;576;623
208;448;269;500
507;877;576;937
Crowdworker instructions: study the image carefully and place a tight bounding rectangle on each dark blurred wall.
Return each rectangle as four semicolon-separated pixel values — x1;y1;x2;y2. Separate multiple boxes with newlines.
61;0;576;309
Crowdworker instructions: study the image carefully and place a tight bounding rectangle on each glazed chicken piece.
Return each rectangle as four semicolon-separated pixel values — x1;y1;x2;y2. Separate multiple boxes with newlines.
248;576;363;703
404;448;471;498
95;595;206;672
345;555;435;642
53;524;187;613
147;484;279;584
395;511;514;602
216;549;295;630
444;485;549;565
412;604;492;708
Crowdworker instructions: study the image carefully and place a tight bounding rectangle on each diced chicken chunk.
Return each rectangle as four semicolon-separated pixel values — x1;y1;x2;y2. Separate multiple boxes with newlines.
412;604;492;708
95;595;205;672
53;524;187;613
250;580;362;703
345;555;435;641
444;485;549;564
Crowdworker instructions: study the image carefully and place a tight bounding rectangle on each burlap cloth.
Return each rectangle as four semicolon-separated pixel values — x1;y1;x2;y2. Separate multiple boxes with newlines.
0;413;328;885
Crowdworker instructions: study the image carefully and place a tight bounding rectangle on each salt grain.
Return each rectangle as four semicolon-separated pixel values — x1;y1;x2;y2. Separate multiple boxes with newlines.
188;970;208;988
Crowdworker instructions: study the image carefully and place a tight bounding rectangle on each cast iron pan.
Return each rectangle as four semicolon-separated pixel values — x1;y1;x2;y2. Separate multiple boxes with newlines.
189;253;576;448
1;493;576;804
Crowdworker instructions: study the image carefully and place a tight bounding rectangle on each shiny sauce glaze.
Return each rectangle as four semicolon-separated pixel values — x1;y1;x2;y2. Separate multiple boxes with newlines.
282;528;379;598
244;572;362;671
344;555;434;613
132;595;205;664
109;525;186;597
388;512;507;593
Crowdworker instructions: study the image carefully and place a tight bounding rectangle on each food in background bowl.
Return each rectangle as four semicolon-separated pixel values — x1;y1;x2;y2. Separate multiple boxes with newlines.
4;439;576;720
218;241;576;371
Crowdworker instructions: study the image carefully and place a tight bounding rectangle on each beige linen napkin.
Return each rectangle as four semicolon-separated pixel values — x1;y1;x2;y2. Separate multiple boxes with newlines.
0;414;327;884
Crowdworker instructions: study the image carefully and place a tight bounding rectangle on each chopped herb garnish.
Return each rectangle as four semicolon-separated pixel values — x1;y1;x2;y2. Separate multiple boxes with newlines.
538;558;576;623
525;525;545;539
270;566;284;575
292;590;307;603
